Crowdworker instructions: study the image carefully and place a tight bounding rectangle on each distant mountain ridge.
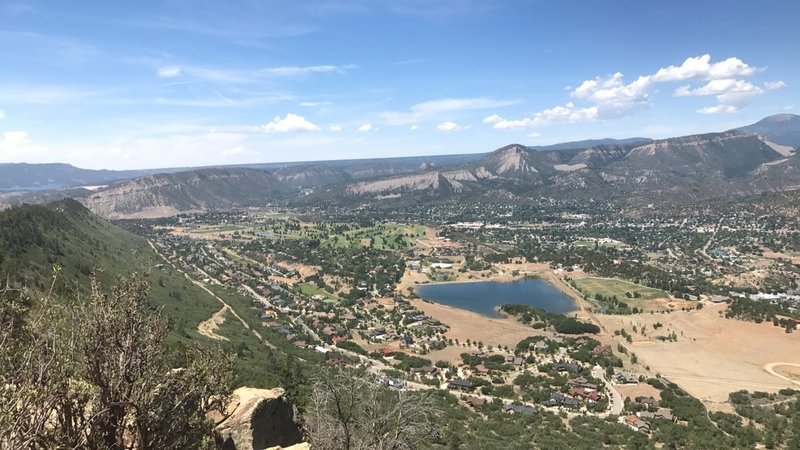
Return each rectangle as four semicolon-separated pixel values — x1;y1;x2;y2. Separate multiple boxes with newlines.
2;114;799;216
733;113;800;147
0;163;160;192
531;137;653;152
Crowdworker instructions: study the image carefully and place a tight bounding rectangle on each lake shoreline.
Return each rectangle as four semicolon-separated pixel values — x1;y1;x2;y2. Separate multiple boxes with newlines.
415;277;577;318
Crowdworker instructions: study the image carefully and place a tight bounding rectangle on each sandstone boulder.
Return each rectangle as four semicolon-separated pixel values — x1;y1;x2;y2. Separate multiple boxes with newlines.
214;387;303;450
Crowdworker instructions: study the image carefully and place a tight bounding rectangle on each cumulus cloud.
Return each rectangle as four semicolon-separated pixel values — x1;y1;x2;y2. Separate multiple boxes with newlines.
490;53;782;126
651;54;759;82
570;72;652;118
157;66;182;78
260;113;319;133
410;124;419;130
697;105;739;114
765;81;787;91
482;114;503;124
328;125;342;132
0;110;4;120
358;123;376;132
381;97;519;125
675;78;785;113
488;103;598;129
435;121;469;132
0;131;44;160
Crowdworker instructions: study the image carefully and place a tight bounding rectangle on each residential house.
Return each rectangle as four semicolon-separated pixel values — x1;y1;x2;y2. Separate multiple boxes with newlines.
544;393;580;409
411;366;439;376
553;361;581;373
474;364;490;375
592;345;612;357
448;379;476;392
640;408;676;422
624;416;651;433
635;396;658;407
503;403;538;415
615;372;640;384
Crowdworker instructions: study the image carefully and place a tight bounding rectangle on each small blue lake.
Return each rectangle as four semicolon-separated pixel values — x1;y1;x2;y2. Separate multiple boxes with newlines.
416;278;576;318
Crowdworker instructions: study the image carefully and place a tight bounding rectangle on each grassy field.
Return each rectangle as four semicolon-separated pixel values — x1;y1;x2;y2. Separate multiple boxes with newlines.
193;224;247;234
323;224;425;250
296;282;339;300
573;277;670;302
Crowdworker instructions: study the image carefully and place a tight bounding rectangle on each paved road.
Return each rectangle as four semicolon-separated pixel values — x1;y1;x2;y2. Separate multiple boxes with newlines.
698;217;724;260
593;365;623;416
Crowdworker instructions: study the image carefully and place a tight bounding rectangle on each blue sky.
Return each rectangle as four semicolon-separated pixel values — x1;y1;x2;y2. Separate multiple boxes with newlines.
0;0;797;169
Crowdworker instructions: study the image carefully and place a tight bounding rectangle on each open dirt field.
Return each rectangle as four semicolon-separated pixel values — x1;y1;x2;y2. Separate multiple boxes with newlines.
595;303;800;410
410;299;545;352
615;383;662;402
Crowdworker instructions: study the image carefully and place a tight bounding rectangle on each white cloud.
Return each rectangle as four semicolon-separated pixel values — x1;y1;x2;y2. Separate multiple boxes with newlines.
157;66;182;78
697;105;739;114
358;123;377;132
675;78;785;112
651;54;759;82
675;79;759;97
260;113;320;133
493;54;778;127
527;132;541;138
329;125;342;132
410;124;419;130
488;103;598;130
265;64;353;76
0;110;4;120
765;81;787;91
0;131;44;160
435;121;469;132
381;97;519;125
570;72;651;118
482;114;503;124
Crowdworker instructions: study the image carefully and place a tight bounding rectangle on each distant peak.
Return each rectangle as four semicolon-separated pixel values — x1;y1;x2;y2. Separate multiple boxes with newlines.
761;113;799;122
495;144;529;153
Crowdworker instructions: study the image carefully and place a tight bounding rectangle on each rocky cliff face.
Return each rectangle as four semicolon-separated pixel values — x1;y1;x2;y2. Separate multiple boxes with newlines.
214;387;304;450
80;168;294;219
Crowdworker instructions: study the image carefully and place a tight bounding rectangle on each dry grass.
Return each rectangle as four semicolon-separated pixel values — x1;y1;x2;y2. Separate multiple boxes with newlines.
595;303;800;410
615;383;662;402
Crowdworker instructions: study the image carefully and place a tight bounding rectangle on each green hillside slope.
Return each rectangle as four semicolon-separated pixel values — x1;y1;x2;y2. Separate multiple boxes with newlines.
0;199;316;395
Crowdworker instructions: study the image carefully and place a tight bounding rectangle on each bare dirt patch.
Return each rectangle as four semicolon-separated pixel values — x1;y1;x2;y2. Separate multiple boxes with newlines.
775;365;800;381
410;299;547;351
198;306;229;341
615;383;662;402
595;303;800;409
